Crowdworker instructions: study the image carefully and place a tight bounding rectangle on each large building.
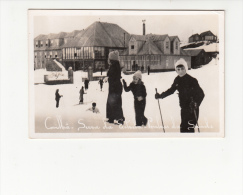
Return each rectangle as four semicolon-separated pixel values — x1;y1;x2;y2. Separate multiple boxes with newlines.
34;21;191;72
119;34;191;72
34;21;130;71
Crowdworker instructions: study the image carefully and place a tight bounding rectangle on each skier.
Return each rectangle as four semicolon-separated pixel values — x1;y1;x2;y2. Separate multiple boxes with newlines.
155;58;205;133
79;86;86;104
84;79;89;91
55;89;63;108
68;66;74;83
123;70;148;126
106;50;125;125
86;102;100;113
98;78;104;91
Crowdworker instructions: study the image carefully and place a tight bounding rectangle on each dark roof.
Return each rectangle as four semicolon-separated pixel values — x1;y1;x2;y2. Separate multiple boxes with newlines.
200;31;215;37
184;49;205;56
189;33;200;38
137;39;162;55
63;21;131;48
169;36;180;42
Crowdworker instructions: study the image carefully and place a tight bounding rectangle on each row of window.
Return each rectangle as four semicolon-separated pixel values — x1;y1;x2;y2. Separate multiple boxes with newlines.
35;40;56;47
130;41;179;50
63;47;105;59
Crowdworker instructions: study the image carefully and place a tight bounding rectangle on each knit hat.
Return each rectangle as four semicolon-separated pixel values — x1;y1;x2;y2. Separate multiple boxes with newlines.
108;50;119;61
133;70;142;80
174;58;188;71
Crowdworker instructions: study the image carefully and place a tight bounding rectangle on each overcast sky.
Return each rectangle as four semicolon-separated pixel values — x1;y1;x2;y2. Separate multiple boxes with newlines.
33;10;220;42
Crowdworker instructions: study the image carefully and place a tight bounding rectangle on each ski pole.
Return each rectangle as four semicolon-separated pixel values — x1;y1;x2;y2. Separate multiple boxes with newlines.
155;88;165;133
193;109;200;133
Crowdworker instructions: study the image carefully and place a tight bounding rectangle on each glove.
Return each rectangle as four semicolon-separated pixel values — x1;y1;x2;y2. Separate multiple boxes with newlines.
155;93;161;99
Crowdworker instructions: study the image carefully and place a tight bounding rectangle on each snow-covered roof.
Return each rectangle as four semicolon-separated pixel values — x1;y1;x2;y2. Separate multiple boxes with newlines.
184;43;219;52
184;49;205;56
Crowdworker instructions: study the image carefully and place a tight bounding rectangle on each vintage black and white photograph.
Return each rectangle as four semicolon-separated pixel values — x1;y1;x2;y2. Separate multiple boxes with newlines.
29;10;224;138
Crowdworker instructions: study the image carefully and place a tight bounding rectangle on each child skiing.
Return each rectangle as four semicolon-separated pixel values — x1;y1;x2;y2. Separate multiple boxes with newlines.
155;58;205;133
98;78;104;91
123;70;148;126
55;89;63;108
79;86;86;104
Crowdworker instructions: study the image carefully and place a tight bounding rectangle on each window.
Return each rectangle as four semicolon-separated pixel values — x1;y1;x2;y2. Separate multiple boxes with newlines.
166;42;169;49
35;41;38;47
40;41;43;47
74;53;77;57
131;45;134;49
46;41;48;46
50;40;53;46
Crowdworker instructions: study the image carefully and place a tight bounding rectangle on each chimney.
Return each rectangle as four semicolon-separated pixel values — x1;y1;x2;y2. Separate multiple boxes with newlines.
142;20;146;35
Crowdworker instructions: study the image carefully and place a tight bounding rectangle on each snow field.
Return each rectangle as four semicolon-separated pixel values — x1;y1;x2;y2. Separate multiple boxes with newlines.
34;58;220;133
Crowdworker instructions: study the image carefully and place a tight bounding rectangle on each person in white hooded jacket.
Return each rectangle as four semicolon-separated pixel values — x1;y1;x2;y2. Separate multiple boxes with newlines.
155;58;205;133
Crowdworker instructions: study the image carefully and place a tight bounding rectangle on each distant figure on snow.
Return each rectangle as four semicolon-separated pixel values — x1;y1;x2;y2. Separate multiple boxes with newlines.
84;79;89;90
100;67;103;75
147;65;150;75
123;70;148;126
98;78;104;91
55;89;63;108
155;58;205;133
86;102;100;113
141;65;144;72
79;86;86;104
68;66;74;83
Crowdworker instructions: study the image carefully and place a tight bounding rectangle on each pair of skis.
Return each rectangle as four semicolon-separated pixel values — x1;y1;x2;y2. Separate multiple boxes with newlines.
155;88;200;133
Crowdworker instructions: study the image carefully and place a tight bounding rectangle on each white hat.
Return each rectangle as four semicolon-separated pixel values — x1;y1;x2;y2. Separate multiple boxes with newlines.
133;70;142;80
108;50;119;61
175;58;188;71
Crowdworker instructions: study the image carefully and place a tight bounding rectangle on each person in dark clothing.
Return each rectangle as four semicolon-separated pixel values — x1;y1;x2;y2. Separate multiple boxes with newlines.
147;65;150;75
100;67;103;75
55;89;63;108
79;86;86;104
106;50;125;125
68;67;74;83
155;58;205;133
123;70;148;126
84;79;89;90
98;78;104;91
141;65;144;72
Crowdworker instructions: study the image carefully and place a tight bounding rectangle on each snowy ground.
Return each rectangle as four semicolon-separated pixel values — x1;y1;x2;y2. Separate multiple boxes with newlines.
34;58;221;134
